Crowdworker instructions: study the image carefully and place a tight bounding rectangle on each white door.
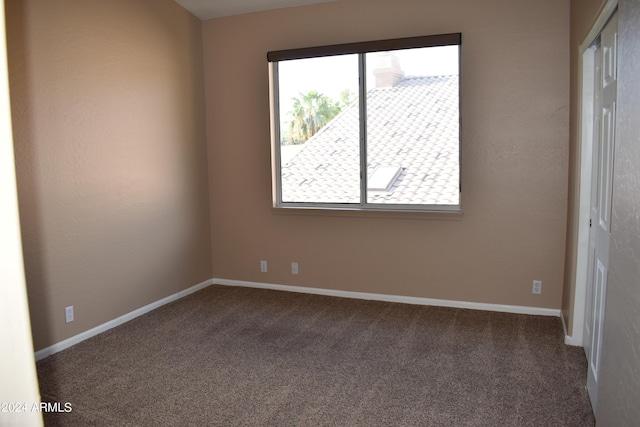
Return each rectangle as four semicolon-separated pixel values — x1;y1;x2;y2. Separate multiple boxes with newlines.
583;11;617;416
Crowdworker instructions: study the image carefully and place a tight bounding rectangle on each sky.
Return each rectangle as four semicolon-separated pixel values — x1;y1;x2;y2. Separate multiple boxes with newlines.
276;45;459;116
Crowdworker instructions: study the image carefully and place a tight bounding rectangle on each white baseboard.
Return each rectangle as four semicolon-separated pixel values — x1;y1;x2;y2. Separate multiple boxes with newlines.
213;278;562;317
35;277;564;361
34;278;215;361
561;313;583;346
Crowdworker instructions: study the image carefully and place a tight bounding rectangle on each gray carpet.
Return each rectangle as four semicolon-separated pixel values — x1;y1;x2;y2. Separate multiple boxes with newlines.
37;285;595;426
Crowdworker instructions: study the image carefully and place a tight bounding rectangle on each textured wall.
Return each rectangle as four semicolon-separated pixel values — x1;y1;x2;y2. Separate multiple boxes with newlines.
597;0;640;422
203;0;570;308
6;0;212;351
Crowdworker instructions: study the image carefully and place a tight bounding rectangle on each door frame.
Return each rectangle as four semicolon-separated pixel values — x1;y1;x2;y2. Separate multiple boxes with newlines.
568;0;618;347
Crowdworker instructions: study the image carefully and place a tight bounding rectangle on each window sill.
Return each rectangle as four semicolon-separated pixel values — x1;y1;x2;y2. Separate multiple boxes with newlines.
270;205;463;221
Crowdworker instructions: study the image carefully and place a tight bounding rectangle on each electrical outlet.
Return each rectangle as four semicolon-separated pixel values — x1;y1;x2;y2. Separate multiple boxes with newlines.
532;280;542;295
291;262;299;275
260;260;268;272
65;306;74;323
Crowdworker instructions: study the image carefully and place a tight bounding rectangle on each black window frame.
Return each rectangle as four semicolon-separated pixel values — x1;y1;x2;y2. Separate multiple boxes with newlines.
268;33;462;213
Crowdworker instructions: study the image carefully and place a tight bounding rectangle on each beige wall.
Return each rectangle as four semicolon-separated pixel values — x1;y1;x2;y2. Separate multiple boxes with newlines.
6;0;212;351
598;0;640;422
203;0;570;308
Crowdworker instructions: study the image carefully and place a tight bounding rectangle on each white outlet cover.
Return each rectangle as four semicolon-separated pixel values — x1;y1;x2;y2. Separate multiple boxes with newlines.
532;280;542;294
65;306;74;323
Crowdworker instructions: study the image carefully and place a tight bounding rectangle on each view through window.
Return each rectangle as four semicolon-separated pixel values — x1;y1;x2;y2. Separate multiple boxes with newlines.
270;35;460;210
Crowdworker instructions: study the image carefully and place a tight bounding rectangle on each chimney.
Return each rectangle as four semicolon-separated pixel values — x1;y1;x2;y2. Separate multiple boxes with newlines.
372;53;404;88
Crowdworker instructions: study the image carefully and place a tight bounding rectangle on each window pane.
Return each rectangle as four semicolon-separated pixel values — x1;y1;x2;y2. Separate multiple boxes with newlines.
278;55;360;204
365;46;459;206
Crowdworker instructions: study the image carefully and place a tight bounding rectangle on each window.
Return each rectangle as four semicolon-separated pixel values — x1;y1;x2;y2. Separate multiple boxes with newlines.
268;33;461;212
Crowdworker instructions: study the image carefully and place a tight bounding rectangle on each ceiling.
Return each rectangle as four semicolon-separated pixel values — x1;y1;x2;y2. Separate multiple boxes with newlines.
174;0;336;20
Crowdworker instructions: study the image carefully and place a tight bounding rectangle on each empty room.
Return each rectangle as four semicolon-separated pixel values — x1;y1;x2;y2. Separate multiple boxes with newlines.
1;0;638;425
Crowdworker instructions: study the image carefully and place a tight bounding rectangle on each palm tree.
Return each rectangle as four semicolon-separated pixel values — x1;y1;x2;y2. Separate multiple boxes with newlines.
338;88;356;109
287;91;342;144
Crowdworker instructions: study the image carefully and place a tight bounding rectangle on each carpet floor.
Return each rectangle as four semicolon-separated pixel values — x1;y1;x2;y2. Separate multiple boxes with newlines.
37;285;595;426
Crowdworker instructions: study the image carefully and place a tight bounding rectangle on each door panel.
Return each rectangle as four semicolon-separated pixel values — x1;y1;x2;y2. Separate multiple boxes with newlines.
589;258;607;382
598;103;615;232
585;11;617;416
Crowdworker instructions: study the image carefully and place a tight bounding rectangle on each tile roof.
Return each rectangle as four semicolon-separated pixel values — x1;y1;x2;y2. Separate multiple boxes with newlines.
281;75;459;205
